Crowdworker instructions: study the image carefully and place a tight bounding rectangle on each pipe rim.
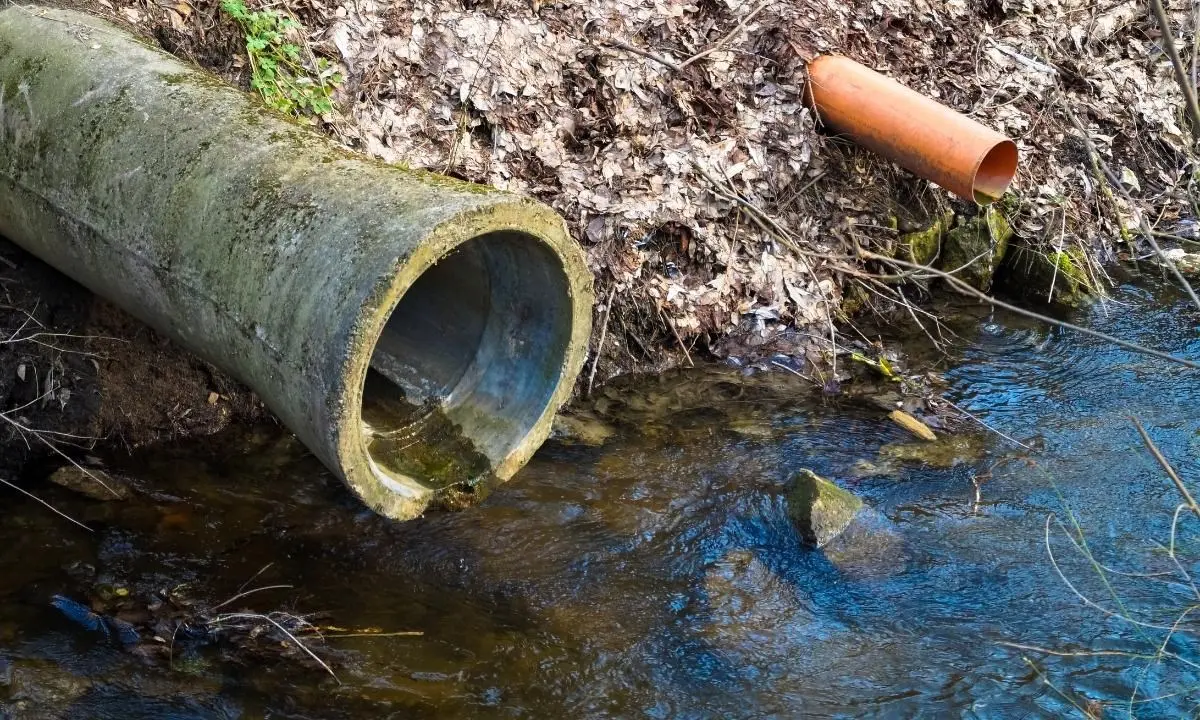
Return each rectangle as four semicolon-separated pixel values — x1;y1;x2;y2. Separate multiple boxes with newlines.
971;140;1019;205
333;201;592;520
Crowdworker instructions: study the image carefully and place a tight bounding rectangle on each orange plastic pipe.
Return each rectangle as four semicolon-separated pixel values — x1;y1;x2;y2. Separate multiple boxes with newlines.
806;55;1018;205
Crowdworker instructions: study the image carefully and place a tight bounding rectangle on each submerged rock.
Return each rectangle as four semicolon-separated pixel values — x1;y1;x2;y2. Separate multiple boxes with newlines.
551;412;617;447
939;211;1012;292
879;433;989;468
785;470;908;578
820;508;907;580
698;549;815;649
2;660;92;716
786;469;863;548
47;465;132;501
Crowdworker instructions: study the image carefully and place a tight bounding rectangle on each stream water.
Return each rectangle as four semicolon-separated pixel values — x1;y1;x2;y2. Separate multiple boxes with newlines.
1;280;1198;718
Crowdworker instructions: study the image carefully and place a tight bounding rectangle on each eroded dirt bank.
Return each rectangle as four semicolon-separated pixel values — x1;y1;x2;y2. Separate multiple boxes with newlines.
0;241;266;477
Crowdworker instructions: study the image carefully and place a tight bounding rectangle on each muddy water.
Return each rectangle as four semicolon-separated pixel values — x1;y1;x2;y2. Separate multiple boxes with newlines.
1;280;1198;718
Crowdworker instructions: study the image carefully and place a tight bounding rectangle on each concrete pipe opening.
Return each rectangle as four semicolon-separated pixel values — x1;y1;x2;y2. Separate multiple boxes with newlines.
358;231;574;503
0;7;593;522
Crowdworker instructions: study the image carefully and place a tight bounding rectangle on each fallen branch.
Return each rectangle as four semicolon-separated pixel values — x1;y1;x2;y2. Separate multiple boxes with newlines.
586;284;618;397
678;0;771;70
601;38;680;72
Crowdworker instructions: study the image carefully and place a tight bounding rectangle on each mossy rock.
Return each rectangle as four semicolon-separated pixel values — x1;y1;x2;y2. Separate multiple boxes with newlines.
899;210;953;266
551;412;616;446
997;243;1094;307
938;210;1012;292
839;281;870;318
786;469;864;547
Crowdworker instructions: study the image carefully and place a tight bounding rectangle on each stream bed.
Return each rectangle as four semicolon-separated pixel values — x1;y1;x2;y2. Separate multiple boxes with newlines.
1;280;1198;718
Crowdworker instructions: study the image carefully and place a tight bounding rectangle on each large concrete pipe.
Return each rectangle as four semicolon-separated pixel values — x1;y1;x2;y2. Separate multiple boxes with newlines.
0;7;592;520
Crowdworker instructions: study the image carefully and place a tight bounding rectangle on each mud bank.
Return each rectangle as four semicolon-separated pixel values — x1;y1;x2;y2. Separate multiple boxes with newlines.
0;240;266;476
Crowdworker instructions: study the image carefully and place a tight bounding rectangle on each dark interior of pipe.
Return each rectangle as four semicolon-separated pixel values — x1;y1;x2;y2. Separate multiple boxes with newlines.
361;231;573;488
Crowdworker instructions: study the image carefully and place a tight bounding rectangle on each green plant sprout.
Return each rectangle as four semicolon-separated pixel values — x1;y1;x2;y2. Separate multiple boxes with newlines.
220;0;341;118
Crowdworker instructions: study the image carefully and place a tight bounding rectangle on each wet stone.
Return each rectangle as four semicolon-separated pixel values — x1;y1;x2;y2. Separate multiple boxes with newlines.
939;211;1012;292
551;412;616;446
47;465;132;501
786;469;864;548
879;433;990;468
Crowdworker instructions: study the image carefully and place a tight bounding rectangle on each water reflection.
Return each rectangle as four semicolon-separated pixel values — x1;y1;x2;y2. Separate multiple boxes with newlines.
0;281;1197;717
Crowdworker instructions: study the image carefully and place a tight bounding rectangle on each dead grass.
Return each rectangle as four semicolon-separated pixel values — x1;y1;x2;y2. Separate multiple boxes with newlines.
1006;418;1200;718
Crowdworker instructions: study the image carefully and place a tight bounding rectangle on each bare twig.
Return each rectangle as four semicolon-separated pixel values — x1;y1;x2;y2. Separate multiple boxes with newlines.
1045;514;1178;631
1150;0;1200;141
858;249;1200;370
602;38;680;71
210;612;340;683
586;285;617;397
677;0;771;70
316;630;425;638
657;307;694;367
0;475;90;531
1021;657;1103;719
941;397;1034;450
1133;417;1200;520
210;584;295;612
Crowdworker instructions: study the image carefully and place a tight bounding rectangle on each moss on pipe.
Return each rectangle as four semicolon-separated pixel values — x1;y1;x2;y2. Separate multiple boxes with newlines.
0;7;592;520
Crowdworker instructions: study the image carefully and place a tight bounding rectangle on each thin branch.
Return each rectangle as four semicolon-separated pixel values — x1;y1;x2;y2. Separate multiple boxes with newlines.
317;630;424;638
1151;0;1200;141
601;38;680;71
1133;417;1200;520
586;284;618;397
210;584;295;612
1045;514;1177;631
941;397;1034;450
678;0;771;70
210;612;340;683
858;249;1200;370
657;306;694;367
0;475;90;531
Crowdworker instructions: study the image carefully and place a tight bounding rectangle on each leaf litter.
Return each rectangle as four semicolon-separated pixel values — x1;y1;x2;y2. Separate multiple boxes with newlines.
75;0;1199;381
